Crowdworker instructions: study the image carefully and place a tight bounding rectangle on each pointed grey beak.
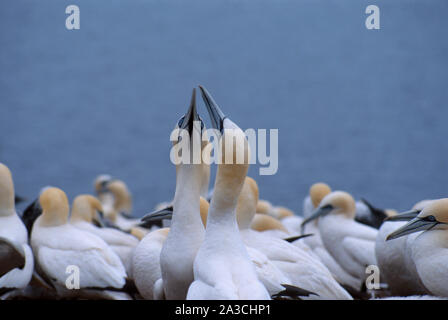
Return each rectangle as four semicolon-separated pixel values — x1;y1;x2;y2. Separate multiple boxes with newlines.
386;216;439;241
180;88;200;135
198;85;226;133
301;204;333;233
384;209;420;222
140;206;173;224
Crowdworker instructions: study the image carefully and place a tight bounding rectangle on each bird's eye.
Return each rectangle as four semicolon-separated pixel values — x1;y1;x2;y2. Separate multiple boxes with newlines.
425;215;436;222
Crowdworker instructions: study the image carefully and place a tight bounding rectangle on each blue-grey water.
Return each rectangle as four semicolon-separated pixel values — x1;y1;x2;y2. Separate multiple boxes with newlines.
1;0;447;216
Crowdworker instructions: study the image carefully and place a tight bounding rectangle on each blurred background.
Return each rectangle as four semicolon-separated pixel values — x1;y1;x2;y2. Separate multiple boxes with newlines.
1;0;447;216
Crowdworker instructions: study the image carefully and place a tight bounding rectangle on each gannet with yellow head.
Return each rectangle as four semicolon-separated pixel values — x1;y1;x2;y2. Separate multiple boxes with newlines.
133;197;210;300
96;178;142;232
292;183;359;290
157;88;212;300
301;191;378;288
386;198;448;297
375;199;430;296
235;177;351;299
187;85;270;300
31;187;127;291
69;195;138;277
0;163;34;290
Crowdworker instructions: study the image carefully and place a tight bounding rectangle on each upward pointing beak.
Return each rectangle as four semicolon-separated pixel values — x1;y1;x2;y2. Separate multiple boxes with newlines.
386;217;438;241
384;209;420;222
198;85;226;133
180;88;200;135
301;205;333;234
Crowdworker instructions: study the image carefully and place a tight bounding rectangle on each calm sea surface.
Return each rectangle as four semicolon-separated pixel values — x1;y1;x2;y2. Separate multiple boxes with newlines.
1;0;447;216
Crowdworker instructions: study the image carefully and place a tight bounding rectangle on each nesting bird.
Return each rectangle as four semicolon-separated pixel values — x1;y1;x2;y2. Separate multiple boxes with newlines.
0;163;34;292
30;187;127;294
386;198;448;297
69;194;139;277
301;191;378;289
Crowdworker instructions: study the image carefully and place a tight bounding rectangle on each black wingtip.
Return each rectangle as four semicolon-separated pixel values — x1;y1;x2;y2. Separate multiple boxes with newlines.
271;284;318;300
14;195;27;204
283;234;314;243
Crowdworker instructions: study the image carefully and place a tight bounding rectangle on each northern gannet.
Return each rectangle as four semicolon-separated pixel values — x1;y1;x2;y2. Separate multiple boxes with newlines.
298;183;359;290
375;200;429;296
250;213;290;238
236;178;352;299
95;177;140;231
31;187;127;292
159;88;209;300
132;198;210;300
256;199;294;220
0;163;34;291
187;86;270;300
386;199;448;297
301;191;378;289
69;195;139;277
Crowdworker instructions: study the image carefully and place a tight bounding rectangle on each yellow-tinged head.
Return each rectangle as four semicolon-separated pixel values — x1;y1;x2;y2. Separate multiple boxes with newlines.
385;209;398;217
0;163;15;215
130;227;148;240
417;199;448;224
276;207;294;219
250;214;288;233
199;85;250;213
94;174;113;194
412;199;435;212
310;182;332;208
71;194;103;224
107;180;132;214
199;197;210;227
256;199;272;215
39;187;70;227
320;191;356;218
387;198;448;241
301;190;356;230
236;177;259;229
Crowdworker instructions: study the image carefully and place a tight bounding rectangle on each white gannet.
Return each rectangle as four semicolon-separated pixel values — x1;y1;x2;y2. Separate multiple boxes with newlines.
69;194;139;277
187;86;270;300
256;199;294;221
30;187;127;292
301;191;378;289
375;201;429;296
195;177;312;298
133;196;210;300
236;178;352;299
386;198;448;297
250;213;290;239
0;163;34;291
281;182;331;236
132;227;169;300
98;179;141;232
298;183;360;290
158;88;210;300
